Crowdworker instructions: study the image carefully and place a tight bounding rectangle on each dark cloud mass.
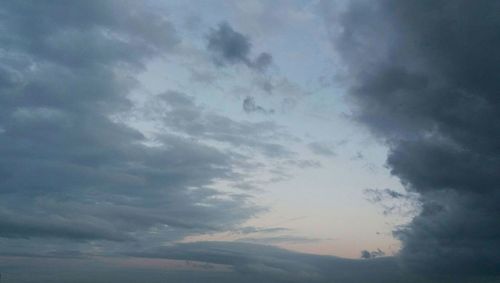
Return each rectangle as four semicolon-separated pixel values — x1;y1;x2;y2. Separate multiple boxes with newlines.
207;22;272;71
325;0;500;278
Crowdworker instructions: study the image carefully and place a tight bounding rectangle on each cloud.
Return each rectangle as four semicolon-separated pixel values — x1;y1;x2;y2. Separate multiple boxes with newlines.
324;0;500;278
236;235;321;245
3;241;500;282
242;96;274;114
360;248;385;259
207;22;272;71
128;241;449;283
235;226;290;235
308;142;336;156
0;0;268;257
253;52;273;71
143;91;291;159
0;211;131;241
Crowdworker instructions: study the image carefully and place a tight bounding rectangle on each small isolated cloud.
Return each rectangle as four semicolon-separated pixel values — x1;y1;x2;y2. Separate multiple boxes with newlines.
243;96;274;114
360;248;385;259
236;226;290;235
253;52;273;71
207;22;272;71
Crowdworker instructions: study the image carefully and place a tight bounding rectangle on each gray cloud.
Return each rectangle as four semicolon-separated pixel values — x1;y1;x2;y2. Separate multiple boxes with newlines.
207;22;272;71
3;241;499;282
0;0;266;257
324;0;500;278
253;52;273;71
361;248;385;259
308;142;336;156
243;96;274;114
236;235;321;245
144;91;291;159
129;241;474;283
235;226;290;235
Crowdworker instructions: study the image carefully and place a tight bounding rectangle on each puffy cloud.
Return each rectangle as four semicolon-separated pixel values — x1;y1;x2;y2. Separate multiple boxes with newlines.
207;22;251;65
207;22;272;71
253;52;273;71
324;0;500;278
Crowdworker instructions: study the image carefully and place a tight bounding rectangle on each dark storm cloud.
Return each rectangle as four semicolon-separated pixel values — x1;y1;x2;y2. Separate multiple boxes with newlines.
207;22;272;71
0;0;267;256
324;0;500;278
207;22;251;65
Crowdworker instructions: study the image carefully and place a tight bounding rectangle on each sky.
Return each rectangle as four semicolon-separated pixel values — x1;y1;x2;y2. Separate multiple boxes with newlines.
0;0;499;282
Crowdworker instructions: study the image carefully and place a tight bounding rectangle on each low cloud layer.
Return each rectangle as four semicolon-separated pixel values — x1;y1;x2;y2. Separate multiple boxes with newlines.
132;241;408;283
3;241;498;283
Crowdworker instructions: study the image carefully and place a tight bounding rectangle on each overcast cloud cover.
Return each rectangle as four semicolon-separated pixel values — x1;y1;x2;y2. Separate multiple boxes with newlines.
1;0;500;282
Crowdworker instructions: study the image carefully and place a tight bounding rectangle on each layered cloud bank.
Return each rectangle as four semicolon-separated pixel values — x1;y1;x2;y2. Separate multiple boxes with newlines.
4;241;496;283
